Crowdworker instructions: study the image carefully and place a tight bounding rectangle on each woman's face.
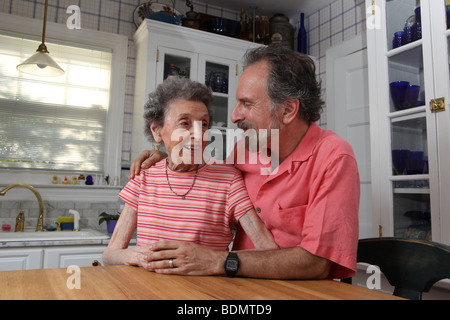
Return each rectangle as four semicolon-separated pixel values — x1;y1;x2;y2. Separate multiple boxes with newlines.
151;99;210;169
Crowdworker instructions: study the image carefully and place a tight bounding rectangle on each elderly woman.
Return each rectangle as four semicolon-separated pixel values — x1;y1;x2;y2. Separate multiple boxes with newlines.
103;77;278;270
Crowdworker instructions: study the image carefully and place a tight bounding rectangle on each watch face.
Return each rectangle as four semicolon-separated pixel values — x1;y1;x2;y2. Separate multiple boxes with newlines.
227;260;239;271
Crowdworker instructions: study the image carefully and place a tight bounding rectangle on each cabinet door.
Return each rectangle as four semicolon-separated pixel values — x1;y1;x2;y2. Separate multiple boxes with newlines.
0;248;43;271
156;46;198;84
43;246;106;268
199;54;239;160
368;0;439;241
198;54;238;128
428;0;450;245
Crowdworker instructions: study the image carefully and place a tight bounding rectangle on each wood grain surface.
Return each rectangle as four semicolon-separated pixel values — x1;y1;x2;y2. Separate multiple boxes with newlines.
0;265;403;300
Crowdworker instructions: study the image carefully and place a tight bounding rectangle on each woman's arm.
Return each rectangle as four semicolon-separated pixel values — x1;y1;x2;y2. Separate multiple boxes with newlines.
238;209;279;250
102;203;153;268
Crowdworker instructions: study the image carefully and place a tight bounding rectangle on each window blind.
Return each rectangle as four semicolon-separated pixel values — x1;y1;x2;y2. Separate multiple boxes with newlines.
0;34;112;172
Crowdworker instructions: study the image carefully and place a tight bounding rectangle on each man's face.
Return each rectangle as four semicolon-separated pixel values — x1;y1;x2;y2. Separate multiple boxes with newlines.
231;60;283;150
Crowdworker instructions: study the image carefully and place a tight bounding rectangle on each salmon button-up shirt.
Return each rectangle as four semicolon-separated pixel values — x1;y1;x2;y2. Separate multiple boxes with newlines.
233;123;360;279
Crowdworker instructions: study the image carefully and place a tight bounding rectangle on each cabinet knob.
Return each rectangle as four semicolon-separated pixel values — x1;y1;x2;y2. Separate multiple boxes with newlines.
92;260;99;267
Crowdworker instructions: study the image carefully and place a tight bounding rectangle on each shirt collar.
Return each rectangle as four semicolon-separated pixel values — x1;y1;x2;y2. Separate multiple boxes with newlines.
258;122;323;177
287;122;323;163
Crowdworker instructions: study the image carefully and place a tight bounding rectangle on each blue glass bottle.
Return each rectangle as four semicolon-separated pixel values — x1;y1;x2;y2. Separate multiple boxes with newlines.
297;13;307;54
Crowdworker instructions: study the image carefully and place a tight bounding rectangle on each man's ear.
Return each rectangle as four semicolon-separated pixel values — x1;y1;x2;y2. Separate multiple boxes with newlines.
150;121;162;143
281;100;300;125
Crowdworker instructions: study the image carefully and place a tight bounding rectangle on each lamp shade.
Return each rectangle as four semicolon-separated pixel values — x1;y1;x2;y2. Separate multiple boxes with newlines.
16;49;65;77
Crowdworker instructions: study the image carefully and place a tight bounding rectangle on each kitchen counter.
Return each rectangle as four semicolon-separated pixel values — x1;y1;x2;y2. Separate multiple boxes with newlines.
0;230;136;248
0;229;109;248
0;265;404;300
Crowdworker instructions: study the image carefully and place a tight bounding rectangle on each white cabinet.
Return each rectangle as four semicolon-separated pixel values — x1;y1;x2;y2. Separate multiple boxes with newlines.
131;20;261;161
0;248;43;271
43;246;106;268
0;246;107;270
366;0;450;245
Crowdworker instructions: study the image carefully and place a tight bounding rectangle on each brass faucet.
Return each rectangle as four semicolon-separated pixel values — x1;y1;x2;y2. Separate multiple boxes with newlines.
0;184;44;232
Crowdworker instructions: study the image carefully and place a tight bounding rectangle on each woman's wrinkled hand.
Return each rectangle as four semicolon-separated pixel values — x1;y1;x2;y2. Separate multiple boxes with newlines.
123;244;156;270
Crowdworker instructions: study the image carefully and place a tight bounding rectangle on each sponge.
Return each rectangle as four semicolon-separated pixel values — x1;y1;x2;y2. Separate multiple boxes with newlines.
58;216;74;224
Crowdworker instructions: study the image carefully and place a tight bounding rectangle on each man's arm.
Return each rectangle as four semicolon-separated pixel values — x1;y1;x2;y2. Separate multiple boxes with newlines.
129;150;167;179
146;240;331;279
234;246;331;279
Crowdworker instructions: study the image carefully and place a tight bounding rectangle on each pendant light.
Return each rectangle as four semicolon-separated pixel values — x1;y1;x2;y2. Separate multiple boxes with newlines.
16;0;65;77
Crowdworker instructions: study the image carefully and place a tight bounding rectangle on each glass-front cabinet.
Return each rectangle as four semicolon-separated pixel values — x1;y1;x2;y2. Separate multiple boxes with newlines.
156;48;232;127
132;20;260;162
366;0;450;245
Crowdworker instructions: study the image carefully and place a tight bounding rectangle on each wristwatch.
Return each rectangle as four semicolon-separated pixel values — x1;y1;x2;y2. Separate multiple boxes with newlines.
224;252;240;277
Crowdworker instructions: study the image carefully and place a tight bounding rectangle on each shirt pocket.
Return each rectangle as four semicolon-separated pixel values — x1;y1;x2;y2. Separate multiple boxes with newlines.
272;204;307;242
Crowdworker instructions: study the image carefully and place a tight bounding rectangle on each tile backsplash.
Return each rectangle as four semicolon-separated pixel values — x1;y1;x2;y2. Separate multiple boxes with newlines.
0;199;122;232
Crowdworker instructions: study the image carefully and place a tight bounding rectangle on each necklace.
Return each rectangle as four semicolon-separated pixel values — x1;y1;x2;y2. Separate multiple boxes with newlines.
165;160;199;200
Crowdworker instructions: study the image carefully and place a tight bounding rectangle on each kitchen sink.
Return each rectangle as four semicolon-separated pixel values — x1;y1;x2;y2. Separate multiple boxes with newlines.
0;229;109;242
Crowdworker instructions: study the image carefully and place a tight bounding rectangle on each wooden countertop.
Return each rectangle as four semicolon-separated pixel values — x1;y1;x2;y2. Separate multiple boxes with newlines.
0;265;403;300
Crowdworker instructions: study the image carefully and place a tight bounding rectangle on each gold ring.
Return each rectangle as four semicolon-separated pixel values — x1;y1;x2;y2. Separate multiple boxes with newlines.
169;258;174;268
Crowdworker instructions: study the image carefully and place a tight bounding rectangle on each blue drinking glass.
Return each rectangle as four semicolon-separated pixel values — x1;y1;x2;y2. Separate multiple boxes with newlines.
392;31;404;49
392;149;410;175
403;26;413;44
404;85;420;109
406;151;424;175
390;81;409;110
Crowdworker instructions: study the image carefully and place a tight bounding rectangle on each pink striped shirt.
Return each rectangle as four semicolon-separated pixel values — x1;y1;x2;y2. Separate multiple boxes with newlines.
119;160;254;249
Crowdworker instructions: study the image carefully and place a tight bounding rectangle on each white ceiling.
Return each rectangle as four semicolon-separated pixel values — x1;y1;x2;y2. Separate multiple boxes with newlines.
199;0;336;17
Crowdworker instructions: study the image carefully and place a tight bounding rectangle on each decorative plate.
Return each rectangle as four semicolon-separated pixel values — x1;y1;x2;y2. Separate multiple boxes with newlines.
133;2;182;28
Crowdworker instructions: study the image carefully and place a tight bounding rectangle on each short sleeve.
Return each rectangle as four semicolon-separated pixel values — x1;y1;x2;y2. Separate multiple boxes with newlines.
119;174;142;211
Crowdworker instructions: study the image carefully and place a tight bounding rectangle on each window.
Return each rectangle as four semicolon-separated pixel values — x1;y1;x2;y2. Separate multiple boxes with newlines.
0;13;127;187
0;35;112;172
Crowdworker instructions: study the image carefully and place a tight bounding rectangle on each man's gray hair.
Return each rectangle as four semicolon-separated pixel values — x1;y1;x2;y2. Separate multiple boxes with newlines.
243;44;323;124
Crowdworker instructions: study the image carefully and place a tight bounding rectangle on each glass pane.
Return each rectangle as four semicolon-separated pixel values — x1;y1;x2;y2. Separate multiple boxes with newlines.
205;62;229;94
391;113;428;175
211;96;228;127
393;186;431;240
386;0;421;51
388;46;425;112
447;0;450;30
163;54;190;80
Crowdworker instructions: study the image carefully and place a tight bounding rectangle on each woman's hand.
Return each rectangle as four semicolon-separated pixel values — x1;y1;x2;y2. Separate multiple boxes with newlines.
129;150;167;179
145;240;228;276
122;245;156;269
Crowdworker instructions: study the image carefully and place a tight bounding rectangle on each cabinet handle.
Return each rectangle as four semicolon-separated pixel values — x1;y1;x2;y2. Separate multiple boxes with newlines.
430;97;446;113
92;260;99;267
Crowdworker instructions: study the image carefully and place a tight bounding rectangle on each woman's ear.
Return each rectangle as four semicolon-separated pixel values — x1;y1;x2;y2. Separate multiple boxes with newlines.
281;100;300;125
150;121;162;143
